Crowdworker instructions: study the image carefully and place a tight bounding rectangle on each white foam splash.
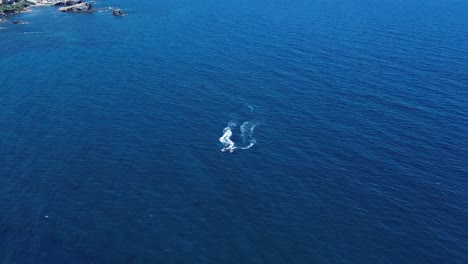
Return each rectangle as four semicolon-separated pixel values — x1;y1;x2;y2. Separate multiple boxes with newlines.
219;121;257;152
219;127;236;152
219;121;237;152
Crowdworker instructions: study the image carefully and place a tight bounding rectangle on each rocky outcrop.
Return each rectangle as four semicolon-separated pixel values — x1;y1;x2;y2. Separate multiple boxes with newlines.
65;0;82;5
58;2;91;12
0;0;30;16
1;9;20;15
112;9;125;16
54;0;82;7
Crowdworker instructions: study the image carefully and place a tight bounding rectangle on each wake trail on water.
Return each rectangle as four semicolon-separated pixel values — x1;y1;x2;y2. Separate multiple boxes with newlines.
239;121;257;149
219;120;257;153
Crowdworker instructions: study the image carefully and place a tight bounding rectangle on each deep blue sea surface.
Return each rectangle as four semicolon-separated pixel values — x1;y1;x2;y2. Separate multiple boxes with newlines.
1;0;467;263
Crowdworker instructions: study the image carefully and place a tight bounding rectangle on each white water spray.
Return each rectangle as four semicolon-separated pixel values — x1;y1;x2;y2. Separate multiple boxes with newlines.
219;121;257;153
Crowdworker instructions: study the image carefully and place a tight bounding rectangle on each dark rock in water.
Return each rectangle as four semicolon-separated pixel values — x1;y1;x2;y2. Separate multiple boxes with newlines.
58;2;92;12
54;0;82;6
12;20;27;24
65;0;82;5
112;9;125;16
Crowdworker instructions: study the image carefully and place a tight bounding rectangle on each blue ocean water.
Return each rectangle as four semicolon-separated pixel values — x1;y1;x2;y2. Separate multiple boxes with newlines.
1;0;468;263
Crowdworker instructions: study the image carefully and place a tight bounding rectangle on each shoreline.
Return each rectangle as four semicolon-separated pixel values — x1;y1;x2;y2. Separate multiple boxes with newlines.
0;0;123;21
0;0;56;17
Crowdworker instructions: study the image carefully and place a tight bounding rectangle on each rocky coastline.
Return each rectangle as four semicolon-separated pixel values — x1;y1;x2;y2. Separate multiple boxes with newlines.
0;0;124;18
0;0;36;16
55;0;92;12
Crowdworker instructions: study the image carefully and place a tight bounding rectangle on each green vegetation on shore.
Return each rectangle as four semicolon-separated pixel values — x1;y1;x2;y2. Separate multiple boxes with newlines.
0;1;35;15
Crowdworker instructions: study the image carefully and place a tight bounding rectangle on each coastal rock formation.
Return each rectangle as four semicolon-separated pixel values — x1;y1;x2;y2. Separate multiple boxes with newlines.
54;0;81;7
58;2;91;12
0;0;32;16
112;9;125;16
66;0;82;5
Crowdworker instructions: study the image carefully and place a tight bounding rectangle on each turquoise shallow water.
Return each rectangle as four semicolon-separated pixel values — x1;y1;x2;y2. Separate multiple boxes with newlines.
1;0;468;263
